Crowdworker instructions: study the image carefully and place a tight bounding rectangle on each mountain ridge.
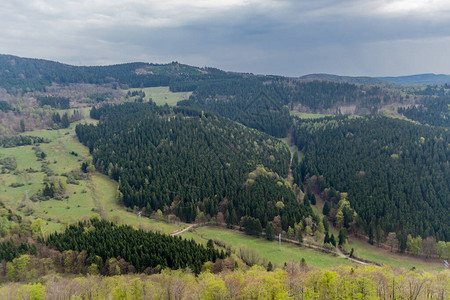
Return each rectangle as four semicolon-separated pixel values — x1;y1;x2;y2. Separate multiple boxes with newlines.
378;73;450;86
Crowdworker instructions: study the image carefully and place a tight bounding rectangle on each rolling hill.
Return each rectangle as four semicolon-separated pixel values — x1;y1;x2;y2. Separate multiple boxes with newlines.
379;73;450;85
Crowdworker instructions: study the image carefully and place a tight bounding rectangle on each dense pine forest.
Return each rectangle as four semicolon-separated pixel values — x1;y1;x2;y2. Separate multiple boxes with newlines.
293;116;450;242
398;96;450;127
76;103;311;229
177;77;401;136
46;219;224;274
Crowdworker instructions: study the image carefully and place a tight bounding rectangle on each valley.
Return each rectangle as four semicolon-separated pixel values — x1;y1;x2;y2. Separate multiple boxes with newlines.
0;55;448;299
0;100;444;272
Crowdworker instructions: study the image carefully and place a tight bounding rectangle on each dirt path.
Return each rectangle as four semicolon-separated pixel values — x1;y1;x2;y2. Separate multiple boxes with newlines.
170;224;196;236
335;246;371;266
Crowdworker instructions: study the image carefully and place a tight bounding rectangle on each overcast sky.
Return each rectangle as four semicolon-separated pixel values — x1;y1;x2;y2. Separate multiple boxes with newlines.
1;0;450;77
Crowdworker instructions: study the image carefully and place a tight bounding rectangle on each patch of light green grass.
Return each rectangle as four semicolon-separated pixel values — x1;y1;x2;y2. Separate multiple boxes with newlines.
290;111;329;119
195;226;353;269
127;86;192;106
348;238;442;271
93;173;183;234
179;230;208;245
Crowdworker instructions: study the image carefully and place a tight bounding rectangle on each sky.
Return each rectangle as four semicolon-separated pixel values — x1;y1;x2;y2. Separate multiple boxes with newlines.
1;0;450;77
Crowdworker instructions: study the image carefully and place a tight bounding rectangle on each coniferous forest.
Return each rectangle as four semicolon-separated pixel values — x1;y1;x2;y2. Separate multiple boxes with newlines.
398;96;450;127
177;77;400;137
46;219;224;274
293;116;450;241
76;103;311;229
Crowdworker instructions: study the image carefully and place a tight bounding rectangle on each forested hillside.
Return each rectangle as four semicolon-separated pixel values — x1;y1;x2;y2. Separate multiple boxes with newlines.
300;73;394;87
2;54;448;246
0;54;235;94
177;77;403;136
0;55;407;139
293;116;450;242
76;103;311;228
398;96;450;127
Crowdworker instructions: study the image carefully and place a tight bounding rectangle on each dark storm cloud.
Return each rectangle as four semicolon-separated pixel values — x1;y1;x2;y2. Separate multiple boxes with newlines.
1;0;450;76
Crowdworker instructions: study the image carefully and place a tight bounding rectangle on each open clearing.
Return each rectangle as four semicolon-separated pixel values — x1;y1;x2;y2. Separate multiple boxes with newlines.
184;226;354;269
290;111;329;119
127;86;192;106
0;112;184;235
348;238;443;271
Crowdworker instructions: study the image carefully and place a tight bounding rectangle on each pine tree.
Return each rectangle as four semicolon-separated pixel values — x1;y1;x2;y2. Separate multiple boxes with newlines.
265;222;274;241
298;231;303;245
323;201;331;216
61;113;70;128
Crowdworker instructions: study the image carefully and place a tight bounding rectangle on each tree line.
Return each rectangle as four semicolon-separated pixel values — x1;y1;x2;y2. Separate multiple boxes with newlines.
1;263;448;299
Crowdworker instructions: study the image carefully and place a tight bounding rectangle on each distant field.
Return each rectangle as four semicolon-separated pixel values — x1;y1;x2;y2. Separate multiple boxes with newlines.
188;226;354;269
290;111;329;119
127;86;192;106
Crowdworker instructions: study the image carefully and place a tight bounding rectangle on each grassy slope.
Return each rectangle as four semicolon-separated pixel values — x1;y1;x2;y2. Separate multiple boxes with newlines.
127;86;192;106
183;226;354;269
348;238;443;271
0;111;184;235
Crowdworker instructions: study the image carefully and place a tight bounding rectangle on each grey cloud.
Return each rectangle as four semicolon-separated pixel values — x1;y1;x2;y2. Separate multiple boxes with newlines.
1;0;450;76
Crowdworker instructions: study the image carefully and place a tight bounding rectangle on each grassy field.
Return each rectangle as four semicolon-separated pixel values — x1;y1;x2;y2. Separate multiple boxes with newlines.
179;230;207;245
0;111;184;235
186;226;354;269
0;121;104;232
348;238;443;271
127;86;192;106
290;111;329;119
95;173;182;234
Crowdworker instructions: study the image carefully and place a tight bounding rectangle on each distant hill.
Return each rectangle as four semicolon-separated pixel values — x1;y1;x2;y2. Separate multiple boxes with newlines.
379;73;450;86
0;54;232;93
300;73;393;87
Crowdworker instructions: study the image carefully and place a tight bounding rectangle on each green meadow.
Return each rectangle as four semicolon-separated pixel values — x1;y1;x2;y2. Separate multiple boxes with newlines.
185;226;354;269
348;238;443;271
0;113;184;235
127;86;192;106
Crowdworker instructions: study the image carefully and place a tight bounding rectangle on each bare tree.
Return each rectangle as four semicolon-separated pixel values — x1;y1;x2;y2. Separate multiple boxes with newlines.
422;236;437;258
386;232;399;252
